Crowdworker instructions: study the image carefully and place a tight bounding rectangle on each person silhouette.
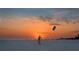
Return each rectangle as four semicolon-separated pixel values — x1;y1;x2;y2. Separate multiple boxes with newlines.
38;35;41;45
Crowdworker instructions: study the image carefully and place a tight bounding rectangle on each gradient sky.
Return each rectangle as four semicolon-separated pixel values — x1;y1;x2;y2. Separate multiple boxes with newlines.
0;8;79;18
0;8;79;40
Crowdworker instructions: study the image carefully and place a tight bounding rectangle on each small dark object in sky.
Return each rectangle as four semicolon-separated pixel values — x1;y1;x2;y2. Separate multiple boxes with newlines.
38;35;41;45
52;26;56;31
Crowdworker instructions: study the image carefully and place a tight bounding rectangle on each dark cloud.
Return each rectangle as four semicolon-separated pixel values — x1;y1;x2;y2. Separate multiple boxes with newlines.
52;8;79;19
0;8;79;25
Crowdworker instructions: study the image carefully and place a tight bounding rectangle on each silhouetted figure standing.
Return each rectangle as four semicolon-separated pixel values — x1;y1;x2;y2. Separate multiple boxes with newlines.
38;35;41;45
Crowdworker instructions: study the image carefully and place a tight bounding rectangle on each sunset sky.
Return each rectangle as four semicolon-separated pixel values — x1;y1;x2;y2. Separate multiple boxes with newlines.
0;8;79;40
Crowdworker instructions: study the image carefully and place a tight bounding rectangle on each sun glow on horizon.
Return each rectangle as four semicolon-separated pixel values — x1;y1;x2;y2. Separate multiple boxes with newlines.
0;17;52;39
0;17;79;40
24;19;52;39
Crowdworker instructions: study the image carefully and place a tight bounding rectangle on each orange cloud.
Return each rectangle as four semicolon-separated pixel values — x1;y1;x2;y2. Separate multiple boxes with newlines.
0;16;79;40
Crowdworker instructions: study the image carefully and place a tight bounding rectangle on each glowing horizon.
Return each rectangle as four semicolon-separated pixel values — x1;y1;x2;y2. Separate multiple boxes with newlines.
0;16;79;40
0;8;79;40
